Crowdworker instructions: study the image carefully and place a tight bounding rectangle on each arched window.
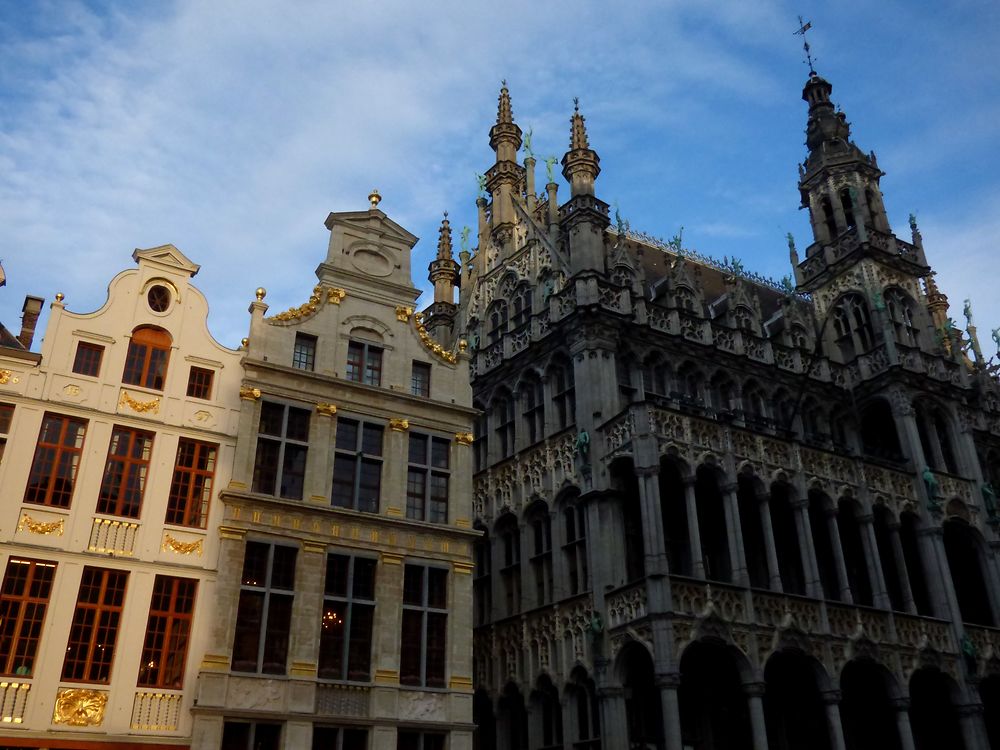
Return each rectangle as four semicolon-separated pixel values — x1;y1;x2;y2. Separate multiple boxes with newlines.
473;526;492;625
511;285;532;329
527;502;553;607
840;187;857;230
885;288;920;347
742;380;768;424
821;196;837;239
832;293;874;359
915;402;958;474
568;668;600;747
617;352;637;405
520;374;545;446
642;356;672;399
771;387;795;433
678;363;704;405
123;326;172;390
611;458;645;582
549;359;576;430
488;301;509;344
532;676;563;749
860;399;903;463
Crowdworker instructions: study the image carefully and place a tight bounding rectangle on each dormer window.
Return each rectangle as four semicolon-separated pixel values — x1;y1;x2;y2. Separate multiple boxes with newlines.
123;327;171;391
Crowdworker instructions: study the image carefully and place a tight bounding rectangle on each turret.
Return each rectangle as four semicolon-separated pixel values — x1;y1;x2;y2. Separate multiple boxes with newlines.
424;213;460;346
558;100;609;274
561;99;601;197
485;83;525;253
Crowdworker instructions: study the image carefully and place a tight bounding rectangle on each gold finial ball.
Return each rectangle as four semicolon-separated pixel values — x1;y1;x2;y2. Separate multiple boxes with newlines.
255;287;266;301
241;337;249;348
369;189;381;209
458;339;468;352
55;292;65;302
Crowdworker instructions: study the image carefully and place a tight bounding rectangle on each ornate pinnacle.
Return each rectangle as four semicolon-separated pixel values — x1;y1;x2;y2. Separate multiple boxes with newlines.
569;102;590;150
497;82;513;124
437;212;453;260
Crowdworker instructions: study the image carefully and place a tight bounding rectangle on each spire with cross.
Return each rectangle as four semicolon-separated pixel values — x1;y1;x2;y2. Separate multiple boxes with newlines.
794;16;816;75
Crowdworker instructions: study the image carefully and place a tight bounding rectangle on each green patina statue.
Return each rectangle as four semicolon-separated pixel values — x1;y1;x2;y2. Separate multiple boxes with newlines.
460;226;471;254
922;466;941;510
982;482;997;519
523;127;534;158
574;430;590;459
475;173;487;197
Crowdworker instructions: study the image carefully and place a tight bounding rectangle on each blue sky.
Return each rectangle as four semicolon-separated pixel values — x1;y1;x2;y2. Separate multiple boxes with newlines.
2;0;999;351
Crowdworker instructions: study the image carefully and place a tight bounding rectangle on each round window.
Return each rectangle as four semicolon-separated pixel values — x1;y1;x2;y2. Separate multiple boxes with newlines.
147;285;171;312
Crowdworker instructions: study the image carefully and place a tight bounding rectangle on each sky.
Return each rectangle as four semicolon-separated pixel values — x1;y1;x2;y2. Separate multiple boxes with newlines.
2;0;999;352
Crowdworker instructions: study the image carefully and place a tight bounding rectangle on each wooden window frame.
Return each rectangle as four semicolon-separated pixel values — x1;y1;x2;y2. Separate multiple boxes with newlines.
406;433;449;524
231;542;296;675
96;426;155;518
166;438;217;528
24;413;88;508
122;327;172;391
318;554;377;682
252;401;310;501
186;366;214;399
137;575;198;688
62;567;129;683
331;419;383;512
400;564;448;688
0;557;57;677
292;333;317;371
346;341;383;386
72;341;104;377
410;361;431;398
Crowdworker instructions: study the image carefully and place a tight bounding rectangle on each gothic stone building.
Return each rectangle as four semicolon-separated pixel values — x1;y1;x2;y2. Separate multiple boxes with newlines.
0;246;243;748
457;78;1000;750
190;200;478;750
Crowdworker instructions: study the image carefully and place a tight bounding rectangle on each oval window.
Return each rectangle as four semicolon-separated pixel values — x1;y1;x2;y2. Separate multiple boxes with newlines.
147;285;171;312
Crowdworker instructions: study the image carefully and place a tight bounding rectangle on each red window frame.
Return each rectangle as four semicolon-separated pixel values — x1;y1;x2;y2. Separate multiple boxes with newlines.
96;426;154;518
166;438;217;528
137;575;198;688
72;341;105;377
0;557;57;677
122;326;171;391
24;413;88;508
62;567;129;683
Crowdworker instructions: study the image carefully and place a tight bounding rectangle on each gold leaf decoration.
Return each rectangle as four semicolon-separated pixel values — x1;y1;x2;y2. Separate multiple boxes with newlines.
267;285;346;322
454;432;474;446
18;513;65;536
388;418;410;432
119;390;160;414
163;535;204;556
239;385;261;400
315;402;337;417
53;688;108;727
412;316;457;364
0;369;20;385
328;288;346;304
395;305;413;321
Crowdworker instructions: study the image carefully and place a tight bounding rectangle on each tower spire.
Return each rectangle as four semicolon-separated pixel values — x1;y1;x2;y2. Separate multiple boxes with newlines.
488;81;522;158
497;80;513;125
437;211;454;260
561;98;600;197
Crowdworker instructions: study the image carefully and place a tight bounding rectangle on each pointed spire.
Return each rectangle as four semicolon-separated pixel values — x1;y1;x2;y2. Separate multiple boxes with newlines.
437;212;453;260
497;80;513;124
488;81;522;158
561;98;600;197
569;97;590;150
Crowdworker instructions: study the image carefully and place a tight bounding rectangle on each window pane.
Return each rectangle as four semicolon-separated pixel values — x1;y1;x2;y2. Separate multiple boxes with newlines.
347;603;373;681
242;543;269;586
331;455;357;509
411;361;431;398
292;333;317;371
399;610;422;685
325;555;349;597
286;407;311;441
425;612;447;688
186;367;214;399
346;342;364;382
428;568;448;609
361;424;383;456
406;469;426;520
357;459;381;513
280;444;307;500
353;558;377;600
72;342;104;377
364;347;383;386
271;547;297;590
259;402;284;436
231;591;263;672
318;599;345;679
261;593;292;674
336;420;358;450
409;434;428;464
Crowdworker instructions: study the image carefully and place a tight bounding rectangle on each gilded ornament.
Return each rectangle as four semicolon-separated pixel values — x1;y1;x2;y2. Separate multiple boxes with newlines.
328;287;346;304
239;385;262;401
458;339;468;352
316;402;338;417
412;317;457;364
369;189;382;208
395;305;413;322
163;535;204;556
455;432;474;446
18;513;65;536
255;287;267;301
52;688;108;727
119;390;160;414
55;292;65;302
241;337;249;348
0;369;19;385
389;418;410;432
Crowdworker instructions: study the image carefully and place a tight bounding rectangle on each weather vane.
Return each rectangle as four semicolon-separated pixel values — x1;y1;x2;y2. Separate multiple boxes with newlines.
794;16;816;75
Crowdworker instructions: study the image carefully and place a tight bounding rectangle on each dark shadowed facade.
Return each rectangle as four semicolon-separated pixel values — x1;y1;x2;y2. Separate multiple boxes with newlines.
446;73;1000;750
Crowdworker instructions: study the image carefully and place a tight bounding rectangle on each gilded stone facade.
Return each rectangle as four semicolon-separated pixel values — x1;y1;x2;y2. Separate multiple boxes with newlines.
191;204;476;749
461;81;1000;750
0;245;242;748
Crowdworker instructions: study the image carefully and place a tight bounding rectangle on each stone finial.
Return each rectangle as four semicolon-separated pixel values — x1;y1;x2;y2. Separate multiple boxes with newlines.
497;81;513;124
369;189;381;209
569;100;590;150
437;212;453;260
255;287;266;301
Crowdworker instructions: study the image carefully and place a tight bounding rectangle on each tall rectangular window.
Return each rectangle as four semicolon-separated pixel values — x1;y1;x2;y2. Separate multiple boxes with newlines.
410;361;431;398
530;513;554;606
186;366;214;399
62;567;128;683
96;426;154;518
232;542;296;674
346;341;383;386
292;333;317;371
0;557;56;677
564;506;590;595
397;733;446;750
313;727;368;750
318;554;376;681
122;327;171;391
138;575;197;688
24;413;88;508
406;433;449;523
222;722;282;750
252;402;310;500
166;438;217;528
400;565;447;688
331;419;383;512
72;342;104;377
0;402;13;466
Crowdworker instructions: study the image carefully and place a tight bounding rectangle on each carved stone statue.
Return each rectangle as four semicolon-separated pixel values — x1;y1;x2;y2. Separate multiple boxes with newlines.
542;276;555;301
982;482;997;519
523;127;534;158
963;298;974;328
589;612;604;657
476;173;487;197
922;466;941;510
544;155;558;183
469;332;480;352
574;430;590;458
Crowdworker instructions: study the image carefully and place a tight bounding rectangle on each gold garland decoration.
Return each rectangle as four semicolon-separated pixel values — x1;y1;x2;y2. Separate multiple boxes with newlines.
18;513;65;536
413;312;457;364
163;535;204;556
119;390;160;414
268;285;346;322
0;369;20;385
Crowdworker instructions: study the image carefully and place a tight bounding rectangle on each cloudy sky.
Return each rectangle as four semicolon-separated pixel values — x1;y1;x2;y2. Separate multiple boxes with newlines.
2;1;999;352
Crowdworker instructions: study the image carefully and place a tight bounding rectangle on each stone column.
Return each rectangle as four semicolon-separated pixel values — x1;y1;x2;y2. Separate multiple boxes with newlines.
743;682;769;750
792;497;823;599
958;703;990;750
891;698;917;750
230;391;262;489
821;690;848;750
826;505;854;603
889;521;917;613
759;492;783;592
658;673;684;750
306;404;336;504
859;512;891;609
597;682;629;750
722;482;750;587
684;477;705;579
636;461;668;578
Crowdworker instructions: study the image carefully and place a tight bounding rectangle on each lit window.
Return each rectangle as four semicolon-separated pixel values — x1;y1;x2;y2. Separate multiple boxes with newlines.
232;542;296;674
318;554;376;681
62;567;129;683
252;402;310;500
24;413;88;508
332;419;383;512
0;557;56;677
293;333;317;371
406;433;450;524
137;575;197;688
96;426;154;518
186;367;214;399
123;326;172;391
400;565;447;688
72;342;104;377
